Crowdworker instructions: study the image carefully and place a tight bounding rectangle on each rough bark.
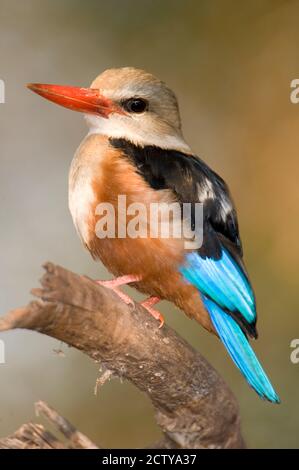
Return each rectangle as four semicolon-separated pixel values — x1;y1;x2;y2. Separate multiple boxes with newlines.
0;262;245;449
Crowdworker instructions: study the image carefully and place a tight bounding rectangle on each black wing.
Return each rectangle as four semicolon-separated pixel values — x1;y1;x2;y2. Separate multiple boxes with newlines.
111;137;242;260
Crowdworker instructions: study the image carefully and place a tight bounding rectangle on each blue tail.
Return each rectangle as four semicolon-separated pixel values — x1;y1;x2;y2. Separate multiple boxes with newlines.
202;295;280;403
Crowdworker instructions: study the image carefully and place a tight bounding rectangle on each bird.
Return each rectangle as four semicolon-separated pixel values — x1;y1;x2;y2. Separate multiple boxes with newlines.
27;67;280;403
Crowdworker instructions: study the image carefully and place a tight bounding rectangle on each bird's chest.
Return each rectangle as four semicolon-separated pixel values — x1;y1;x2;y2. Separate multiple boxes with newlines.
68;134;107;246
69;135;185;288
69;165;96;245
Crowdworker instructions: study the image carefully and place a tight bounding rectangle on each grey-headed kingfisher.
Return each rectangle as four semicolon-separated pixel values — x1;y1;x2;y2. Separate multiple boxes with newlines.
28;67;280;403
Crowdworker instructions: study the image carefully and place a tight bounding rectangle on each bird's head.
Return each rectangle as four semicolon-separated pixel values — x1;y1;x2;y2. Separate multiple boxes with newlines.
27;67;190;152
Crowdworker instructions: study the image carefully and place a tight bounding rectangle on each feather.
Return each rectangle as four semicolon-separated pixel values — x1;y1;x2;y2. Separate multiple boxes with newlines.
180;249;256;331
201;294;280;403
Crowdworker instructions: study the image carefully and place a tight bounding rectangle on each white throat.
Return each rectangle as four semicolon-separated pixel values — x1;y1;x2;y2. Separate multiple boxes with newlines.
85;114;192;153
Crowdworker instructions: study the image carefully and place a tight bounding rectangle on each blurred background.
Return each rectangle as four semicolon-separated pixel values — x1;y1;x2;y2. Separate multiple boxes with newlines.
0;0;298;449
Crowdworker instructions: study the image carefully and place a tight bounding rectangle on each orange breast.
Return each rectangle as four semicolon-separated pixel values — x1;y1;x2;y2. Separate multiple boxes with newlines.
74;134;213;332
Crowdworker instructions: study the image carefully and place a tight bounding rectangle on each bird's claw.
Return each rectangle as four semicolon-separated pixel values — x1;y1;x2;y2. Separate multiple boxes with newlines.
96;280;135;306
140;297;164;328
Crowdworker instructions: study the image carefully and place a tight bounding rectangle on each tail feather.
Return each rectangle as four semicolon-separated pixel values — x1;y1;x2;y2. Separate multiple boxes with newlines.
202;295;280;403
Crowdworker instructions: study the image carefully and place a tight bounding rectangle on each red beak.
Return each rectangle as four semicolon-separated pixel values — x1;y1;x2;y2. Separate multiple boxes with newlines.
27;83;122;118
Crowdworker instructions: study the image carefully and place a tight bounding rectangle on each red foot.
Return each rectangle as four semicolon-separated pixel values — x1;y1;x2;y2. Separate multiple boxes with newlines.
96;276;164;328
96;274;142;306
140;296;164;328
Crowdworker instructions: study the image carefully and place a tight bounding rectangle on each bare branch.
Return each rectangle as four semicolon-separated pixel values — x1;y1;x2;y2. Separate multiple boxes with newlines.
0;401;98;449
0;262;245;449
35;401;98;449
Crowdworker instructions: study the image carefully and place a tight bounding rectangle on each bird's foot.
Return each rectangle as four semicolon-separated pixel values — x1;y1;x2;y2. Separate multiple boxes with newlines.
140;296;164;328
96;274;142;306
96;276;164;327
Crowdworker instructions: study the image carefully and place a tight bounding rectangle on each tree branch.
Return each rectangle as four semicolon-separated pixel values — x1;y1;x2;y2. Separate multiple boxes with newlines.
0;401;98;449
0;262;245;449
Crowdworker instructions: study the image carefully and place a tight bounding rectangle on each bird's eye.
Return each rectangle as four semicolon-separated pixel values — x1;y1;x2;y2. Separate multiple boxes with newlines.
122;98;148;113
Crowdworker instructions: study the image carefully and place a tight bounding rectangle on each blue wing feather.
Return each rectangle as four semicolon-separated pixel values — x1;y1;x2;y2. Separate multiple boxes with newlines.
180;249;256;325
180;250;279;402
201;294;280;403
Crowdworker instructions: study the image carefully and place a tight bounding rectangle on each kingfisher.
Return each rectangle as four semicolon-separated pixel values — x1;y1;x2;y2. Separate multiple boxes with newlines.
27;67;279;403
